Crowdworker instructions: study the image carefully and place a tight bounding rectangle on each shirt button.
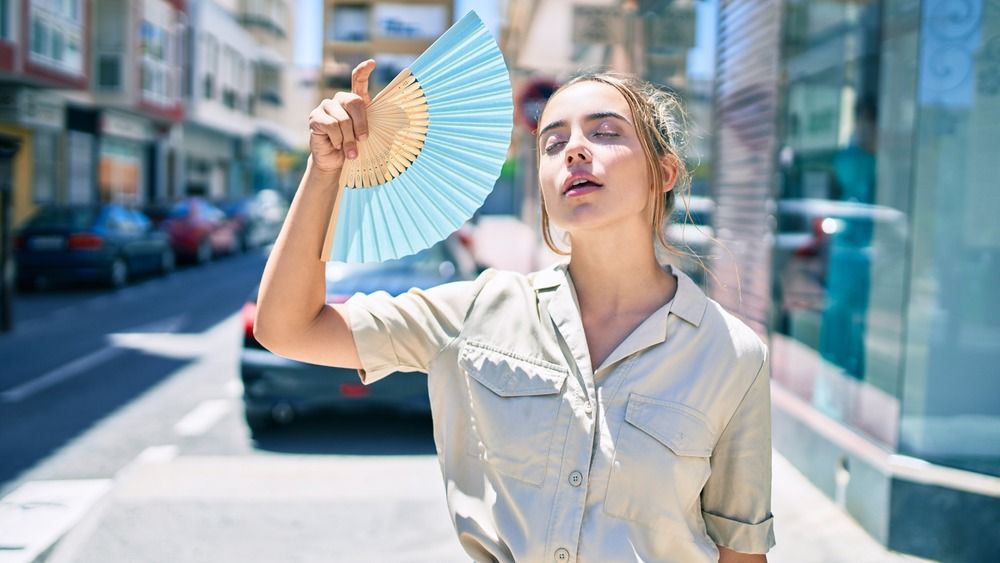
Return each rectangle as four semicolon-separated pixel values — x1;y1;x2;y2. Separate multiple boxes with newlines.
568;470;583;487
555;547;571;561
584;402;593;415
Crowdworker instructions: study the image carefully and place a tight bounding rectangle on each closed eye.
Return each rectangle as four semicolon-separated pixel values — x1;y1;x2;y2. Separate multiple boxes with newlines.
544;141;566;154
543;132;619;154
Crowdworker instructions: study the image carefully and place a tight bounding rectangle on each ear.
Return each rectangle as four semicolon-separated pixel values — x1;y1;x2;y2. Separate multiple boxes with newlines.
659;154;680;194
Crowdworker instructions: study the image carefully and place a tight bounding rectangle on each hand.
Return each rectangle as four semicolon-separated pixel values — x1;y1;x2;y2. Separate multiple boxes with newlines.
308;59;375;174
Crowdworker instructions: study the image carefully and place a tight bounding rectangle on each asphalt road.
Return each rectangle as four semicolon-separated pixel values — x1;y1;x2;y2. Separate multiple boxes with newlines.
0;251;269;491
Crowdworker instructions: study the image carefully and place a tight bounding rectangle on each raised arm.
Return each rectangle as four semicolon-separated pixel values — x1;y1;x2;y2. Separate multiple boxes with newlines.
253;60;375;368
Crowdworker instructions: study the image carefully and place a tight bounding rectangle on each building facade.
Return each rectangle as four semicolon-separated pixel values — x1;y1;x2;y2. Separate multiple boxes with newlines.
321;0;454;97
711;1;1000;561
0;0;91;228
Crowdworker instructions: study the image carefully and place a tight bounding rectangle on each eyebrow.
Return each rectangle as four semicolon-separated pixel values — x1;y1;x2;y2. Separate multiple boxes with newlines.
537;111;630;139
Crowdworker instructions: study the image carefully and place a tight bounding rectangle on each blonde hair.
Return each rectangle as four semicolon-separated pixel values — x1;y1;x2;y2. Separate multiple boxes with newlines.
536;73;704;271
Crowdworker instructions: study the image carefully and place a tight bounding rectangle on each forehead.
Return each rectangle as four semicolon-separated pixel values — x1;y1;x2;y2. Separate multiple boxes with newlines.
540;81;632;126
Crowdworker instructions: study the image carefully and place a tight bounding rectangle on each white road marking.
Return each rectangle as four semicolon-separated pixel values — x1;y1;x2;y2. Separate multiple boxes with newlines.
133;445;179;465
0;316;187;403
224;379;243;397
0;479;111;563
0;347;124;403
174;400;231;437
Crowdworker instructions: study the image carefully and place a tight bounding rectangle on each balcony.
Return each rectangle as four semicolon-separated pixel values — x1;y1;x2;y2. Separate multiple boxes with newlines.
239;0;288;37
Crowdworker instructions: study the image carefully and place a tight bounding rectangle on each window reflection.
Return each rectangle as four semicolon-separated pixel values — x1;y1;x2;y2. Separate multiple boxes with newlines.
772;0;903;447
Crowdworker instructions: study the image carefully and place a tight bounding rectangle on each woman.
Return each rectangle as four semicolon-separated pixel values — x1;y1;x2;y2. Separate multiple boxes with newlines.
255;59;774;563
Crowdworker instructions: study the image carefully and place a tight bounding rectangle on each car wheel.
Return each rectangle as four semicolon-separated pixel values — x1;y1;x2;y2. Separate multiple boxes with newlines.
160;249;176;274
108;258;129;289
196;240;212;264
244;404;275;435
16;276;35;292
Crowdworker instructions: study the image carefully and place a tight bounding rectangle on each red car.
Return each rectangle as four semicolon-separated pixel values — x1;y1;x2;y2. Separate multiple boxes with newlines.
161;197;239;263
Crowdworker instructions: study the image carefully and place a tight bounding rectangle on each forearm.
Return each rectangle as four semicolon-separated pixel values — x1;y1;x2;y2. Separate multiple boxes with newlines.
718;545;766;563
255;157;342;347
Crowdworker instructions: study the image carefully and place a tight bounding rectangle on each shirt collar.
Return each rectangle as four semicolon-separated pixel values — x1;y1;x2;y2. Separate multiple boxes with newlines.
530;260;708;328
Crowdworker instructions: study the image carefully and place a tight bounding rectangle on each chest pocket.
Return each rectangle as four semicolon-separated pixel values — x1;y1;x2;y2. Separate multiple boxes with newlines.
605;394;716;527
459;340;569;486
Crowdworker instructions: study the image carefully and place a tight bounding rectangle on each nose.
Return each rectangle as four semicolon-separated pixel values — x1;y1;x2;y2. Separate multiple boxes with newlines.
564;131;591;165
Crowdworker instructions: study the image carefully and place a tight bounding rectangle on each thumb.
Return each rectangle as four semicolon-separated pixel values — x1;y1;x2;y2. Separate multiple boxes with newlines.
351;59;376;105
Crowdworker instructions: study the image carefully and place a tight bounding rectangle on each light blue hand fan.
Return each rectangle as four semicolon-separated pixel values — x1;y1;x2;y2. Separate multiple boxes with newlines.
321;11;513;263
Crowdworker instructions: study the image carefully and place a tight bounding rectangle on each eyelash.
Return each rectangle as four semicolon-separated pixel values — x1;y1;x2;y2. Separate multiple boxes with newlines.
543;131;618;154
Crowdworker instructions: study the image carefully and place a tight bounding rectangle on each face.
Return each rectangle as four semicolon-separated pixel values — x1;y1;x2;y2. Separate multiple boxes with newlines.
537;81;668;240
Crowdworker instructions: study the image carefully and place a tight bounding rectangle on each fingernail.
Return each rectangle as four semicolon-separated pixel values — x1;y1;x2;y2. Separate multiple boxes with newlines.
347;149;357;159
359;133;368;141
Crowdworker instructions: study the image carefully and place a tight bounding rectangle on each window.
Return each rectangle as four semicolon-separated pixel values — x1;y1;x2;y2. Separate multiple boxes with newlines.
0;0;11;40
29;1;83;73
33;131;57;203
31;17;47;56
329;5;370;41
373;4;447;40
140;17;173;104
772;1;898;449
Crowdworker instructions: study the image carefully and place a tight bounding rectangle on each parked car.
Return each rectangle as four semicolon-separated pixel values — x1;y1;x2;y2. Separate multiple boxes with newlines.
239;234;479;434
160;197;240;263
15;204;175;290
220;189;288;251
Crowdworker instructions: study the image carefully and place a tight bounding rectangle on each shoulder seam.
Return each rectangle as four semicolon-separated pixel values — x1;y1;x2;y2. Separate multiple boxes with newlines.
430;268;498;366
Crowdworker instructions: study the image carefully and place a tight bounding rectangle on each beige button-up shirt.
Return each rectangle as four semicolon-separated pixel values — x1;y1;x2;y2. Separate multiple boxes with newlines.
346;261;775;562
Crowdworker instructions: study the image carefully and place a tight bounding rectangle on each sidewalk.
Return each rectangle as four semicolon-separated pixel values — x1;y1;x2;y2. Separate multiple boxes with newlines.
18;450;933;563
769;452;933;562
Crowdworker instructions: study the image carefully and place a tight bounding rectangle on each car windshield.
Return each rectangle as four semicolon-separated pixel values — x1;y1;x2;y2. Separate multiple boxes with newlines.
26;207;99;230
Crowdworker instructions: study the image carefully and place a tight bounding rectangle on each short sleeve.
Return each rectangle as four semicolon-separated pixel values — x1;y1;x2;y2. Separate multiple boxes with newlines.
344;269;493;384
701;345;776;554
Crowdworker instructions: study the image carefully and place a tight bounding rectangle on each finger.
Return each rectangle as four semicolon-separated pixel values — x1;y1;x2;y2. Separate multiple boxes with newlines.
351;59;376;104
319;99;347;149
325;102;356;158
338;116;358;160
341;95;369;141
309;110;333;137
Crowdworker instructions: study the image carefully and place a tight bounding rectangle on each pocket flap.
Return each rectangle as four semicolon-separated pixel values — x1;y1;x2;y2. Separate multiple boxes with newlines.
459;341;568;397
624;394;714;457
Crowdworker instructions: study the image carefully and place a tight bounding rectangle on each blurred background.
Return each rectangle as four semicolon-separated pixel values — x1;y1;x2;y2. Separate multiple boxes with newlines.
0;1;997;562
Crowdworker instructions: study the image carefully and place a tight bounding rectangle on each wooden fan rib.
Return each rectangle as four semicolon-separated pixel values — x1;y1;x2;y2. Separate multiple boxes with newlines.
370;69;414;105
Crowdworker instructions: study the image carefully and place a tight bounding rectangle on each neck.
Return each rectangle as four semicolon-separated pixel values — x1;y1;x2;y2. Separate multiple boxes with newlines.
566;224;676;318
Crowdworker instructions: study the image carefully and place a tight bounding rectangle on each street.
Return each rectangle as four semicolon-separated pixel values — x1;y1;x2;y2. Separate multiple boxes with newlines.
0;250;928;562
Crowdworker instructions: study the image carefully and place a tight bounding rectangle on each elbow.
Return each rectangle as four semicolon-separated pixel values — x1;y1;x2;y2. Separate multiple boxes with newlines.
252;308;282;353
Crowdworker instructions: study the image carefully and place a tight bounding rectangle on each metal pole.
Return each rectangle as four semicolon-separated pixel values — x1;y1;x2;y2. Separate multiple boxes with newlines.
0;139;21;334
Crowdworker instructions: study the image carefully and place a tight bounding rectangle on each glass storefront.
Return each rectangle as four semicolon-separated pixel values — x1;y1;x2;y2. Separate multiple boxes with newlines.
771;0;1000;477
901;0;1000;476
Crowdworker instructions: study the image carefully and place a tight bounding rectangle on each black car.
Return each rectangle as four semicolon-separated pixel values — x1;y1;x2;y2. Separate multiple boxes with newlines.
15;204;175;290
239;234;480;434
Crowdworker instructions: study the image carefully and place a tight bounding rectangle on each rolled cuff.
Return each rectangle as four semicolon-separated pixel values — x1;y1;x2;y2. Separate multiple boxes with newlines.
703;511;775;554
345;299;398;384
